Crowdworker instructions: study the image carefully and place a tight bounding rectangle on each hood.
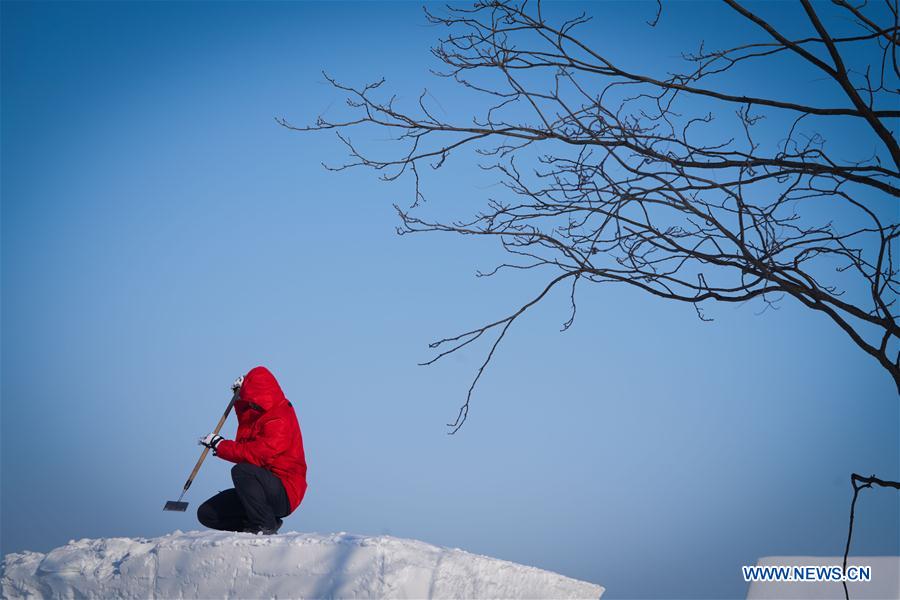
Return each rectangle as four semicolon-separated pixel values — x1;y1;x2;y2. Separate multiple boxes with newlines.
237;366;288;412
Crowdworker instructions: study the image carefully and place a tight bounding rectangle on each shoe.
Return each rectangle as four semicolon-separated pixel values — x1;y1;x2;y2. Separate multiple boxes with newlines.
243;518;283;536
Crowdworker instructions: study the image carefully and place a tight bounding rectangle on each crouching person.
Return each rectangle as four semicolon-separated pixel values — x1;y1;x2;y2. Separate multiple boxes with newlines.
197;366;308;535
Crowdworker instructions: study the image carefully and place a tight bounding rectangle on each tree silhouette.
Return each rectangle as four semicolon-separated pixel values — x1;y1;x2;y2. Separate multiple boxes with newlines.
282;0;899;432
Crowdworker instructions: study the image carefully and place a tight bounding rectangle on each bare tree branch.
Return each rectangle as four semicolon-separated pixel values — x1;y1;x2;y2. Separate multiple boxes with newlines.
287;0;900;431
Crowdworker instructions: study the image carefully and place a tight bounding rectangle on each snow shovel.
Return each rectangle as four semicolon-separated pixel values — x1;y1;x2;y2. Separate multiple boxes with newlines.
163;389;239;512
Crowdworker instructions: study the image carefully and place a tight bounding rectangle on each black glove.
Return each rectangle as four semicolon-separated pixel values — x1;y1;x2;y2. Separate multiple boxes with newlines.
199;433;224;455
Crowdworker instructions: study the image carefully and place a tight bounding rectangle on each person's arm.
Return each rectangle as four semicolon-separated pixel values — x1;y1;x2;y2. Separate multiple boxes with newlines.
214;418;289;466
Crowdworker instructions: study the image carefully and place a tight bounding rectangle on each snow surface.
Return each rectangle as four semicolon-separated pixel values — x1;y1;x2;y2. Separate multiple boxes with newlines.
745;556;899;599
1;530;604;599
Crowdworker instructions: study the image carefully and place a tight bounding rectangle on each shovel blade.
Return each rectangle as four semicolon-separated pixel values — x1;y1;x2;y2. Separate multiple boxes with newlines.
163;500;189;512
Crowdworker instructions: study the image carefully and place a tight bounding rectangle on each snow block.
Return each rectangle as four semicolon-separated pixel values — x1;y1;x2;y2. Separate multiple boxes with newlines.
1;530;604;599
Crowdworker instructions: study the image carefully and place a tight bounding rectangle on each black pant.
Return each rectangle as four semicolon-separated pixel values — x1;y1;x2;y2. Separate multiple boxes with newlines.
197;462;290;532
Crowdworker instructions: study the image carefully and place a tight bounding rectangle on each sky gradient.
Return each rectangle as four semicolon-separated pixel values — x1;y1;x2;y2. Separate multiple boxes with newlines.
2;2;898;599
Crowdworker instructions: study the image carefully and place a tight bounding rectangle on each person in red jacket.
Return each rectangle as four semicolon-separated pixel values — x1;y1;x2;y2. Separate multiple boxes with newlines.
197;366;308;535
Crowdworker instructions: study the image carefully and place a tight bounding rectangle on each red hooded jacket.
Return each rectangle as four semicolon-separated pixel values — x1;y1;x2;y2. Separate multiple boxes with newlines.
214;366;308;513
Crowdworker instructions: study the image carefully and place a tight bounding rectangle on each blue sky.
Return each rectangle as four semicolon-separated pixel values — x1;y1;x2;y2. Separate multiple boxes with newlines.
2;2;897;598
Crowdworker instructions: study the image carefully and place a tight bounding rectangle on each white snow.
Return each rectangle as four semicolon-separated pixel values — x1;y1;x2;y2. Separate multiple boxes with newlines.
1;530;604;599
745;556;899;599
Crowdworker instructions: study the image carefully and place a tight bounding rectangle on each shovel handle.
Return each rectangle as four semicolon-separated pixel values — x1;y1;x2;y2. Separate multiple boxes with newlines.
182;389;239;492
